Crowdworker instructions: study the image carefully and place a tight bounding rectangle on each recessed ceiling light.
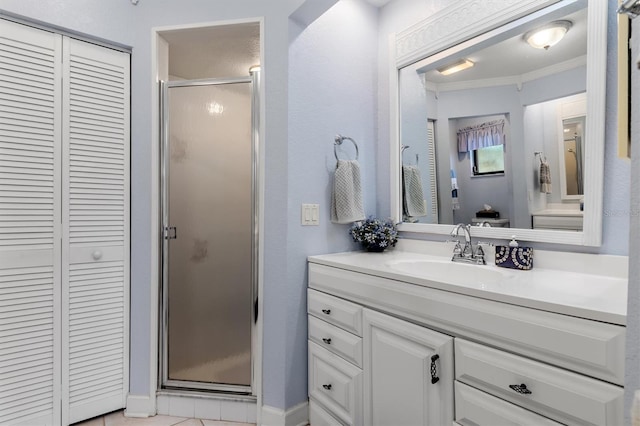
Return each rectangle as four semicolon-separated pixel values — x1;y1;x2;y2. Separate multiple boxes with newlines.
437;59;474;76
524;20;572;50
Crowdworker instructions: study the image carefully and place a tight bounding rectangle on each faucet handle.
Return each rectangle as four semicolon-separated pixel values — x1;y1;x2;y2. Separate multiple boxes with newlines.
472;244;487;265
475;241;494;265
446;239;463;254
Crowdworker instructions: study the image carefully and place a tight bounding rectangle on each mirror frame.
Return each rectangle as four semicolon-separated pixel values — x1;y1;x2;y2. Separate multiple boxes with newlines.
390;0;606;246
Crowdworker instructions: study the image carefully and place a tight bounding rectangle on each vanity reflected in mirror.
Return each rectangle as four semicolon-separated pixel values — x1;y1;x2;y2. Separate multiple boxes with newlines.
392;0;606;246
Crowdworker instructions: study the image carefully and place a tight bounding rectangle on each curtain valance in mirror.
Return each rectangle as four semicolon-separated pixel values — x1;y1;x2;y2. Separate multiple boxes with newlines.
457;119;505;153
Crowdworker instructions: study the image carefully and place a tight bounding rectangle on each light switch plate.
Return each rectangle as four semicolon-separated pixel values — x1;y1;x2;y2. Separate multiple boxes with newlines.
301;204;320;226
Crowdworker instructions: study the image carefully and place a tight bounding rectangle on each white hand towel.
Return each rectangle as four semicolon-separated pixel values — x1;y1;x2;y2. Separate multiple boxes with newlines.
402;165;427;217
539;160;552;194
331;160;365;224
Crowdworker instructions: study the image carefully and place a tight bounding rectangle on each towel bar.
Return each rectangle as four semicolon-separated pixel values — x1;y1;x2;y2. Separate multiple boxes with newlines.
334;134;359;161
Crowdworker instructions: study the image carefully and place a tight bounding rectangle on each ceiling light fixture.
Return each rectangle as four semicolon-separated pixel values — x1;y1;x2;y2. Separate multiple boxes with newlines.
524;20;572;50
437;59;474;76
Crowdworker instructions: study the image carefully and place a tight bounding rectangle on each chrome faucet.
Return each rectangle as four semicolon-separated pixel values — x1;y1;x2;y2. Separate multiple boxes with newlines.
451;223;472;256
450;223;486;265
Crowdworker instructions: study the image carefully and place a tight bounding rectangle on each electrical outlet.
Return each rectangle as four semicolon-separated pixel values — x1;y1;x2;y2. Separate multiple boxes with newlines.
301;204;320;225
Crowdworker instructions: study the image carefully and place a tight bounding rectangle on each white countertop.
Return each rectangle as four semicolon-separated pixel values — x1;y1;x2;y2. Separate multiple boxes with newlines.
308;243;627;326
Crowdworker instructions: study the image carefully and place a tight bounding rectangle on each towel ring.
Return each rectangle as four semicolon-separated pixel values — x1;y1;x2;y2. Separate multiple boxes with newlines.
334;135;359;161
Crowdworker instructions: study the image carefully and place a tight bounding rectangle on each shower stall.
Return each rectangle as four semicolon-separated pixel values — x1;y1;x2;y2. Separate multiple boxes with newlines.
159;73;259;394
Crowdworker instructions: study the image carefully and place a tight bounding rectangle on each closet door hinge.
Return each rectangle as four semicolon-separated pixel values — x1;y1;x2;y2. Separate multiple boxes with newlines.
164;226;177;240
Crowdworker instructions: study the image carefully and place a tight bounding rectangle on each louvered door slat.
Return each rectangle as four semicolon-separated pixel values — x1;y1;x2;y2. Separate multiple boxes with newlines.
62;37;129;424
3;364;52;386
426;121;438;221
69;305;123;319
0;19;60;426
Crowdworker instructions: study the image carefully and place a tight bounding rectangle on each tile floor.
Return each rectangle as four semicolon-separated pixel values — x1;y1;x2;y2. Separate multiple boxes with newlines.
74;410;255;426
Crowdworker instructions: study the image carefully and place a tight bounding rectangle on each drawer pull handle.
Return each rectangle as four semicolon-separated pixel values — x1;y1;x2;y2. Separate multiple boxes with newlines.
509;384;532;395
321;309;331;315
430;354;440;384
92;250;103;260
322;384;332;390
322;338;332;345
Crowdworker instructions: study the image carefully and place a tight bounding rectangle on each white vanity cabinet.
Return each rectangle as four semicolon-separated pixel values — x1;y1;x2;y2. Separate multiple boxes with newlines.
308;289;363;426
362;309;454;426
307;290;454;426
308;260;625;426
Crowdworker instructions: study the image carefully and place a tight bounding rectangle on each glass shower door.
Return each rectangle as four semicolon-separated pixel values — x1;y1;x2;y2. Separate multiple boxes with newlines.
161;78;256;393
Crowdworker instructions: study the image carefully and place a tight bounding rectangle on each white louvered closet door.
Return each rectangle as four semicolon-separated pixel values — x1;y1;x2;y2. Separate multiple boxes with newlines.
62;37;130;425
0;20;62;426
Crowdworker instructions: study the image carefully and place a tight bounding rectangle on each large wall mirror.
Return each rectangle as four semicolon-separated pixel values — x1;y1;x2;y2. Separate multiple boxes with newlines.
391;0;607;246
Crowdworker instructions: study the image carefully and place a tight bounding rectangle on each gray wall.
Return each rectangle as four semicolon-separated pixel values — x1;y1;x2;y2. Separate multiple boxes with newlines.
287;0;378;408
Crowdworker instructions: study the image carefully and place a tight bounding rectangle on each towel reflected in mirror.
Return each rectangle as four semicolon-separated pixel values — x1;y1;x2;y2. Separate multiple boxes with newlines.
402;165;427;220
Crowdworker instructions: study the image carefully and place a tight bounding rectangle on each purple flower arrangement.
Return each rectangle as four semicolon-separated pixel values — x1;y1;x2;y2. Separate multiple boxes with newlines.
350;218;398;252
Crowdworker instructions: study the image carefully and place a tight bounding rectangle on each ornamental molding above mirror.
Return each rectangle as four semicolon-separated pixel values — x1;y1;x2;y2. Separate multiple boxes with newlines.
395;0;561;68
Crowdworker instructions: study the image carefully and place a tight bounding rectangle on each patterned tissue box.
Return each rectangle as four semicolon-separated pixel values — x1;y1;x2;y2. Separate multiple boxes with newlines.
495;246;533;270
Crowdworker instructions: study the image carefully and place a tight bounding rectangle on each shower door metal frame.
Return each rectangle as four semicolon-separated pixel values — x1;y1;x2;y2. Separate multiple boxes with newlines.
159;74;260;395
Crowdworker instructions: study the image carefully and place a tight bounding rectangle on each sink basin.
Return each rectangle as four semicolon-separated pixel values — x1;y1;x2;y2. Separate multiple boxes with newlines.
386;259;509;286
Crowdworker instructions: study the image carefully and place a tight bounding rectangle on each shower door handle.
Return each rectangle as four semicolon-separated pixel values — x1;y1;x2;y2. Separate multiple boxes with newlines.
164;226;177;240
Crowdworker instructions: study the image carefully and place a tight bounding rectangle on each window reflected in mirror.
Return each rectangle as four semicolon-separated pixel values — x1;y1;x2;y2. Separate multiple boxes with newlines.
472;146;505;176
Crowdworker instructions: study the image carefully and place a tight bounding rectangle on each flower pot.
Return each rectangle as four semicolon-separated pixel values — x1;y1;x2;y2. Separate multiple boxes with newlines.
366;245;386;252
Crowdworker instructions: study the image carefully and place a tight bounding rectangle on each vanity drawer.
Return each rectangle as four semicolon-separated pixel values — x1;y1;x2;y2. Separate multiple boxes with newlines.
309;341;362;426
455;381;562;426
455;339;624;426
309;289;363;336
309;315;363;367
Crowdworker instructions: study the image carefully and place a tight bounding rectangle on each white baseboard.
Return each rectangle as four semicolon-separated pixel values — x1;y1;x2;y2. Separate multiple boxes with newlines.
261;401;309;426
125;394;156;418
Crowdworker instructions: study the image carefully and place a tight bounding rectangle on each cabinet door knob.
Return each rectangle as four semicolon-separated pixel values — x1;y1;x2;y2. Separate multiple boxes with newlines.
322;338;332;345
322;384;332;390
92;250;103;260
430;354;440;384
509;383;532;395
321;309;331;315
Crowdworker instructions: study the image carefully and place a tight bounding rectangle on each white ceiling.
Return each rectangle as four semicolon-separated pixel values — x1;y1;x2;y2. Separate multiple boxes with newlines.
422;8;587;84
